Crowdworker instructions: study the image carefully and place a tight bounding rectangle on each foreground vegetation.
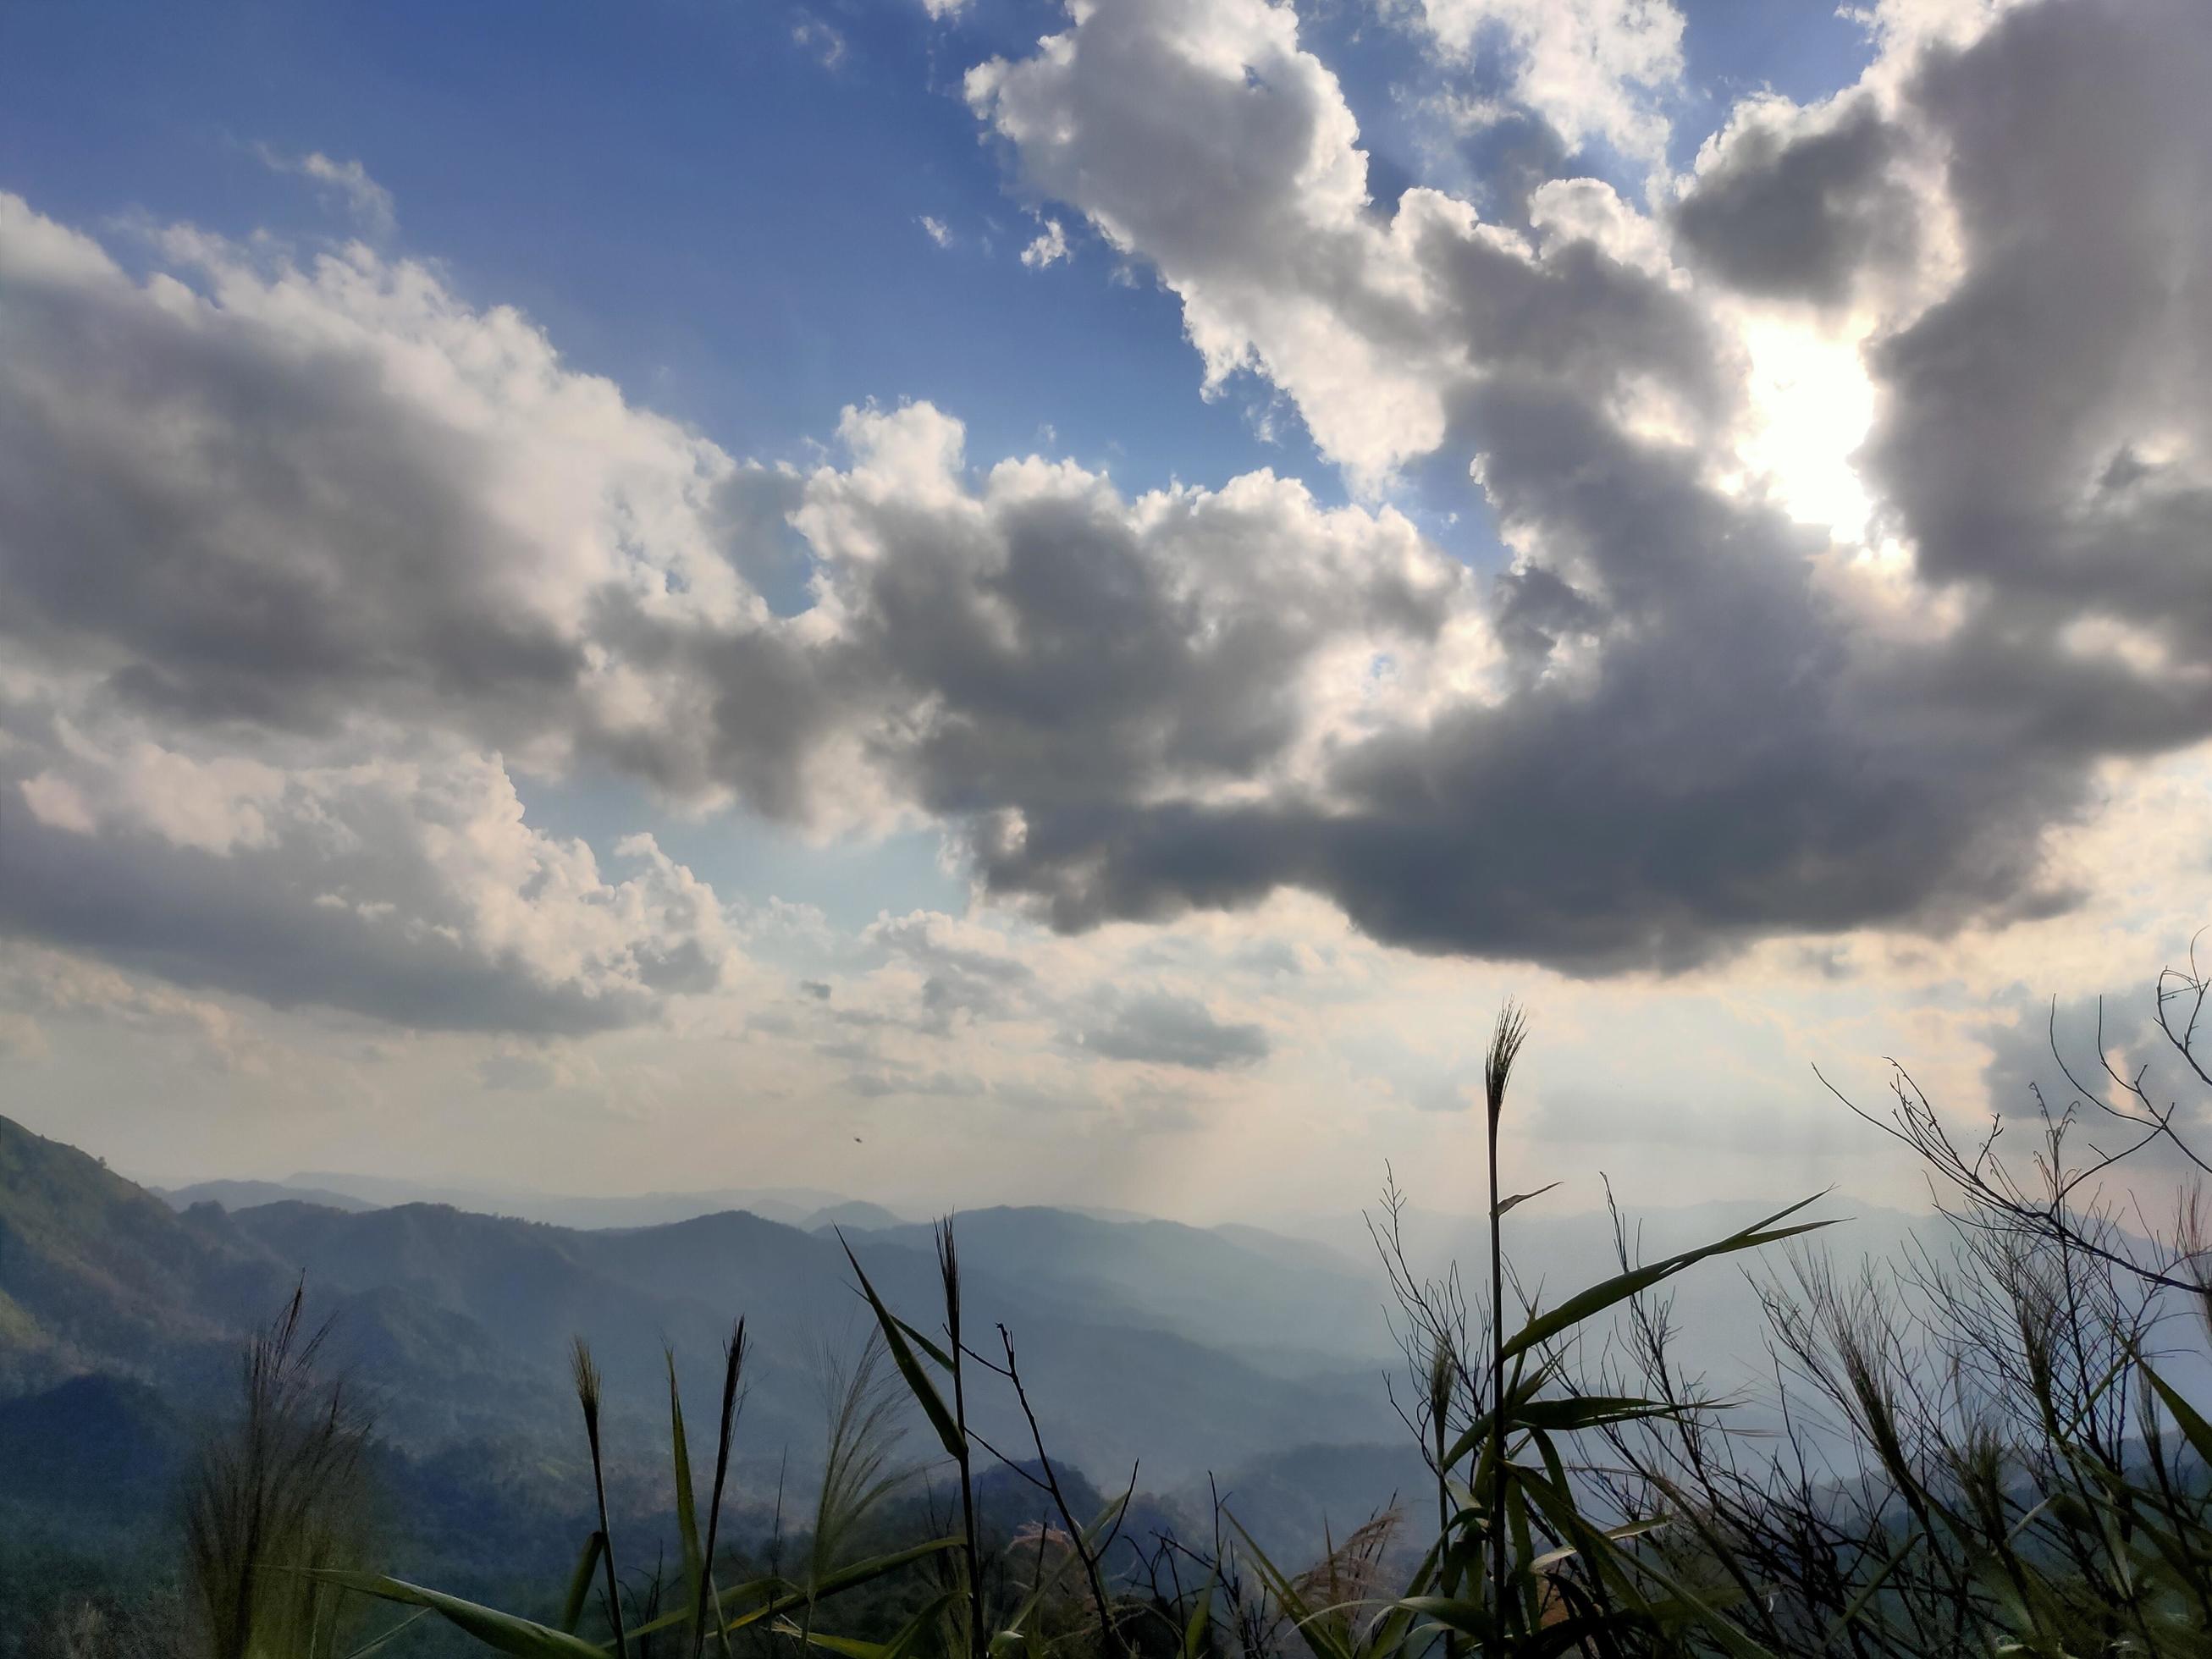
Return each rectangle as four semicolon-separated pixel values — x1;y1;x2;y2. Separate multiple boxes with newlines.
30;954;2212;1658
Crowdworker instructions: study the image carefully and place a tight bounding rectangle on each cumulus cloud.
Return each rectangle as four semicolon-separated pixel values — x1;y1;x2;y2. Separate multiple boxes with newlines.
966;0;1729;485
0;195;1465;1014
949;0;2212;972
1;727;737;1033
5;0;2211;1019
1385;0;1687;168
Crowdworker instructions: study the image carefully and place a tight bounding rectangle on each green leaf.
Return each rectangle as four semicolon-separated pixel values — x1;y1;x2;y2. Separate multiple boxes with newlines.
894;1314;956;1373
839;1232;967;1463
1391;1597;1495;1644
2143;1360;2212;1470
560;1533;607;1636
1352;1540;1442;1659
667;1352;704;1633
775;1623;877;1659
1518;1616;1649;1659
779;1590;956;1659
991;1491;1130;1652
1439;1364;1559;1469
993;1555;1077;1655
1398;1601;1503;1654
1493;1182;1561;1218
1530;1517;1667;1573
302;1571;609;1659
807;1540;960;1606
1500;1194;1835;1364
880;1590;958;1659
1182;1569;1217;1659
621;1576;788;1646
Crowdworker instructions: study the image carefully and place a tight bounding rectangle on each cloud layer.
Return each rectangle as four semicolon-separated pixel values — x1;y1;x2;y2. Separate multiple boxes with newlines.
3;0;2210;1044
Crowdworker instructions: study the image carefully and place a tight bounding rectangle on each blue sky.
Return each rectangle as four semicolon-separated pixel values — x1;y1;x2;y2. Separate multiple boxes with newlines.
3;0;2208;1219
0;3;1326;489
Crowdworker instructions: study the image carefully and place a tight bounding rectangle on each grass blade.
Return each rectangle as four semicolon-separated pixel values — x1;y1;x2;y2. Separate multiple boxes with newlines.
303;1571;607;1659
1493;1182;1562;1218
560;1534;606;1636
837;1232;965;1463
1500;1195;1834;1364
667;1350;704;1637
1181;1568;1216;1659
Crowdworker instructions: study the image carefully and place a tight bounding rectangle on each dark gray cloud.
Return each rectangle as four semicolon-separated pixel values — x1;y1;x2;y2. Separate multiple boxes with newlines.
1864;0;2212;661
0;236;582;740
1673;97;1918;306
1068;991;1270;1070
967;383;2107;972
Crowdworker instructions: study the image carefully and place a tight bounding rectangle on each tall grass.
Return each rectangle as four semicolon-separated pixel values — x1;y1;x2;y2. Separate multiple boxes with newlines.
182;1283;370;1659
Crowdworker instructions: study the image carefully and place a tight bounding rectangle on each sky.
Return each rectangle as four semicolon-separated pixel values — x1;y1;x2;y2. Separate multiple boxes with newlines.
3;0;2209;1225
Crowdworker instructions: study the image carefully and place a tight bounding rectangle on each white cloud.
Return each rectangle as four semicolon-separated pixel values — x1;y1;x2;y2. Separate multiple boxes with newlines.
255;146;397;237
1019;218;1068;267
965;0;1722;485
2;725;739;1033
1387;0;1686;168
919;214;953;248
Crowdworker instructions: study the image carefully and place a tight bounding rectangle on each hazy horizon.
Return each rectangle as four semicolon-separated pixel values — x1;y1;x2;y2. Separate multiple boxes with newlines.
130;1153;1931;1237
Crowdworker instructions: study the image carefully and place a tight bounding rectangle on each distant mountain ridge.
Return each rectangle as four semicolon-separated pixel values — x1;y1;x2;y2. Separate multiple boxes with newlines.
155;1178;378;1213
157;1171;915;1232
3;1115;1403;1488
8;1111;1942;1525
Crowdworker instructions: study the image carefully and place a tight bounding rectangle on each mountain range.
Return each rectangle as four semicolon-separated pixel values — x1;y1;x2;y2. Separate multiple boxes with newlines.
155;1172;906;1233
6;1116;1416;1499
2;1111;1947;1594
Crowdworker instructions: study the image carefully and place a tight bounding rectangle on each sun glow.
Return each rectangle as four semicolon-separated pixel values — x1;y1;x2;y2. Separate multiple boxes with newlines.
1734;311;1879;543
